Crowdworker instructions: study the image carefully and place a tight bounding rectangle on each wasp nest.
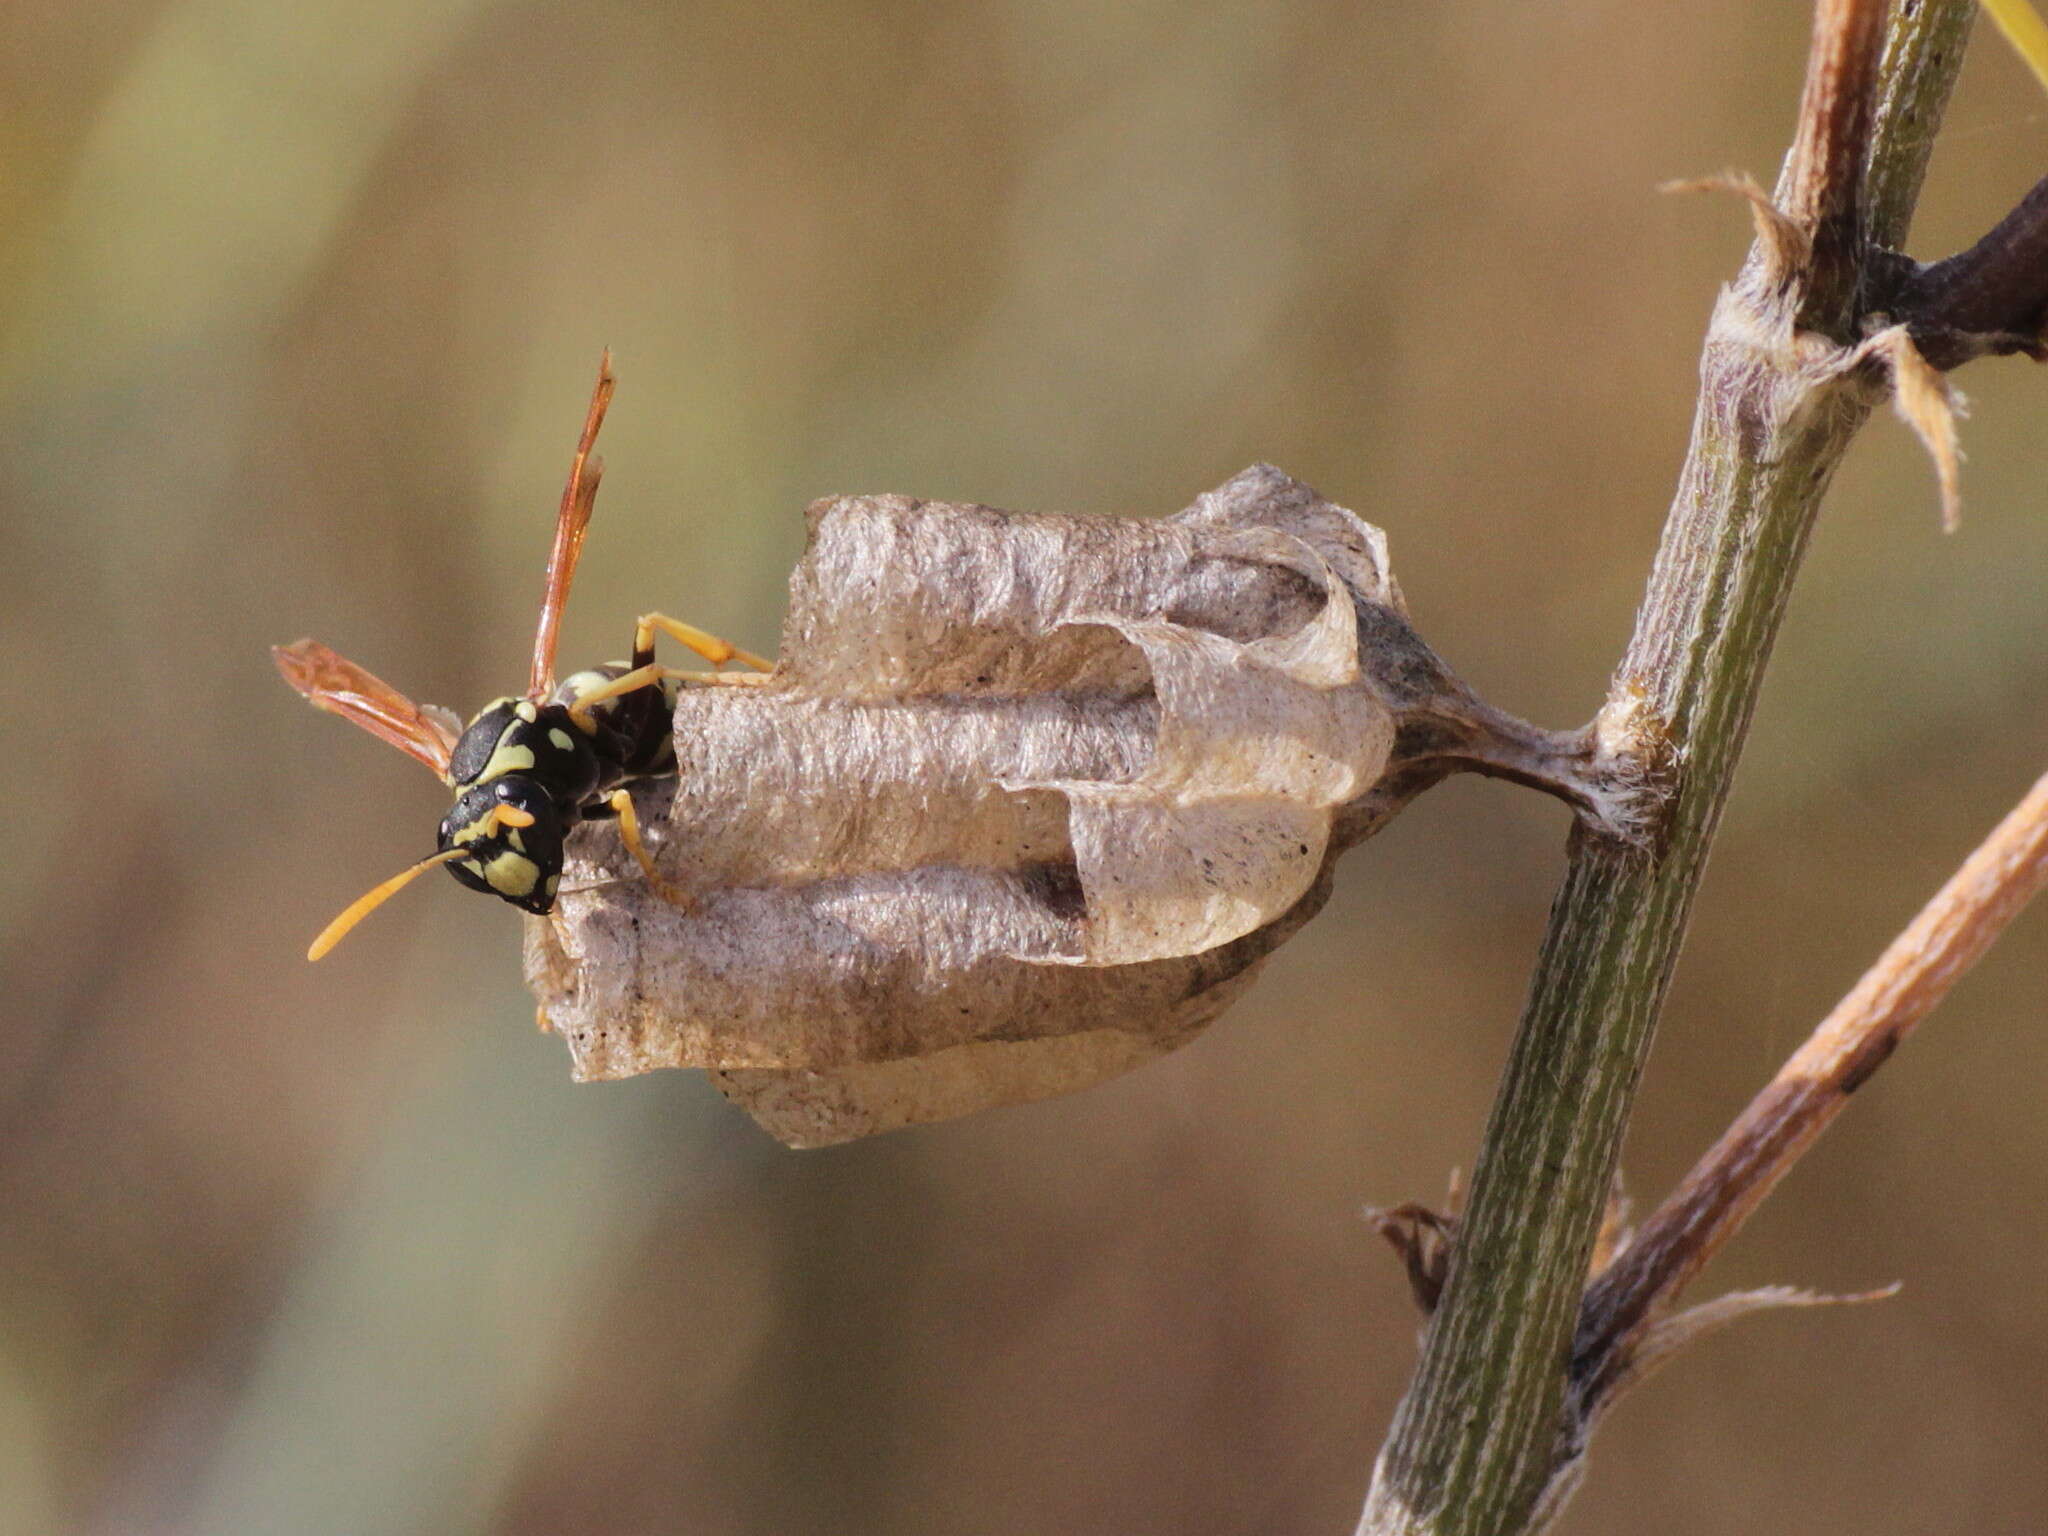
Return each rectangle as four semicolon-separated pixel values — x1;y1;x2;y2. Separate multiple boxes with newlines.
525;465;1636;1145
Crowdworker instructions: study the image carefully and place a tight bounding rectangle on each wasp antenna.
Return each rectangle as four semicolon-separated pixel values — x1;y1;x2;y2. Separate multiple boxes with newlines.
528;352;617;700
307;845;475;961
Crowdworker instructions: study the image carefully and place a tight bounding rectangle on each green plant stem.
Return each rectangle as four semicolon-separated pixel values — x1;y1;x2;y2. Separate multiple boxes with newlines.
1355;4;1976;1533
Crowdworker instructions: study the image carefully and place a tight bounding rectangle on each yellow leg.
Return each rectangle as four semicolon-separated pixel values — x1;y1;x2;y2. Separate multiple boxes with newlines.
566;663;685;731
608;789;691;910
637;612;773;672
670;670;775;687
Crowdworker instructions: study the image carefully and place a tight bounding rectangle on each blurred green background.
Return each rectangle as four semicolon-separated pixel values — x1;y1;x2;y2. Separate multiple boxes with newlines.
3;3;2046;1532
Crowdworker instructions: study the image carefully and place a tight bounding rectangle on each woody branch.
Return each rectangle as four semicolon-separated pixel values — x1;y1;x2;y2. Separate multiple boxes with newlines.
1355;1;2048;1531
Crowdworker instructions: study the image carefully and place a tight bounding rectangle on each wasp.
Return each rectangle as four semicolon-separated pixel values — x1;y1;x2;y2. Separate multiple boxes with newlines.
274;355;771;960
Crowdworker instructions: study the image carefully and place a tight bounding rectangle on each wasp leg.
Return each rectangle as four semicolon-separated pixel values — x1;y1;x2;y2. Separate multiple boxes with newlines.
635;612;773;673
670;670;774;687
607;789;692;910
565;663;685;731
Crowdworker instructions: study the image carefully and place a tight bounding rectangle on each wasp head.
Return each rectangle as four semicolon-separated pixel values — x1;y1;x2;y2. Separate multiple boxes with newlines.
438;777;565;913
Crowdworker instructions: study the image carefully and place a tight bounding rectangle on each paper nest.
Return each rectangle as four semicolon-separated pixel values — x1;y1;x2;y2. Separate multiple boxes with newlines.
525;465;1478;1145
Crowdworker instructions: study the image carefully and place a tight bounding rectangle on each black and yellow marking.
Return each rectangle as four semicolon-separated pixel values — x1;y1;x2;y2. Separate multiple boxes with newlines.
277;356;775;959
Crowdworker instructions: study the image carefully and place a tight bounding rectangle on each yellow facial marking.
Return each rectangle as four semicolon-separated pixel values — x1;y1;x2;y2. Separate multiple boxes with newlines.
483;851;540;898
545;874;560;897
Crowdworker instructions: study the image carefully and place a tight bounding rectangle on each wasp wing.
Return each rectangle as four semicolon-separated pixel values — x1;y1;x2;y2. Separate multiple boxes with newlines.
273;638;459;780
528;352;616;699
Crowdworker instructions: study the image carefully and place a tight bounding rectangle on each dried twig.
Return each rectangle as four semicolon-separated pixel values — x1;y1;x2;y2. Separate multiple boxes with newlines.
1570;766;2048;1413
1782;0;1888;331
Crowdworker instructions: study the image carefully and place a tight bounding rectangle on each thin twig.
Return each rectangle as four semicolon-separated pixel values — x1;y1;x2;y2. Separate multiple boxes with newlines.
1782;0;1888;330
1895;173;2048;366
1571;766;2048;1405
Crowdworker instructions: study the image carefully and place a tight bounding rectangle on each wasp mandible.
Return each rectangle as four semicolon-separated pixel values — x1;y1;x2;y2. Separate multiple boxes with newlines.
274;355;770;960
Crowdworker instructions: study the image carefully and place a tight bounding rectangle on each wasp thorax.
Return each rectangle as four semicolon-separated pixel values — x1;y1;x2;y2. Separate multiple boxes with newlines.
449;696;601;800
440;778;565;912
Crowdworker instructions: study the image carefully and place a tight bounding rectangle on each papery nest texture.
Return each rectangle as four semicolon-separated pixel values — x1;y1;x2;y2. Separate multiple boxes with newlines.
526;465;1631;1145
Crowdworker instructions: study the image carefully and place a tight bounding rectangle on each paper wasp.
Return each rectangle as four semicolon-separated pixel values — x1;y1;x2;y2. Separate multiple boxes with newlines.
274;354;770;960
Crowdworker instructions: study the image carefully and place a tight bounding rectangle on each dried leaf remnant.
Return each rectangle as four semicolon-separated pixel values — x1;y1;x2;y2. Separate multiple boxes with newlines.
528;466;1638;1145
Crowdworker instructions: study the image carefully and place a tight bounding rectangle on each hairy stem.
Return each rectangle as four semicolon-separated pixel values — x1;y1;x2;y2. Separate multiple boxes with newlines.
1354;4;1977;1532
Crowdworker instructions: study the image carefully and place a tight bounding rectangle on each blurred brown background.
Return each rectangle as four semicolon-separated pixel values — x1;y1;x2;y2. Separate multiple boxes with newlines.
3;3;2046;1533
